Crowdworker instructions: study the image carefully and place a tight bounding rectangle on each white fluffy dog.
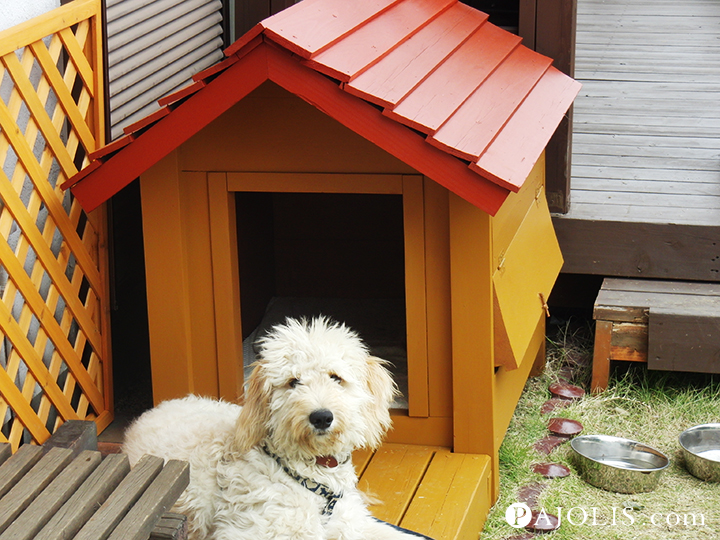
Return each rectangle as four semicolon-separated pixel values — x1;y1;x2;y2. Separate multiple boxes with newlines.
123;317;429;540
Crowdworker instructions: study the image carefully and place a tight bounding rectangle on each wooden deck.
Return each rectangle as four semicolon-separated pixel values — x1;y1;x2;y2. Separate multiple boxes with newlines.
553;0;720;281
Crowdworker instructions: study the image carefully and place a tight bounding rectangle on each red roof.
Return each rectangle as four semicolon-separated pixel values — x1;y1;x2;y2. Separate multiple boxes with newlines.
65;0;580;214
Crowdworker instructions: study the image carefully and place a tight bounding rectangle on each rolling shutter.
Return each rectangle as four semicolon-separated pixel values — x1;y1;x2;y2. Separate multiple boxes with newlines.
105;0;225;139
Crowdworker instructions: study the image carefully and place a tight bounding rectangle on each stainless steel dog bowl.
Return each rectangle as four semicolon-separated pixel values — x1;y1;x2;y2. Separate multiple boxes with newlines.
571;434;670;493
679;423;720;482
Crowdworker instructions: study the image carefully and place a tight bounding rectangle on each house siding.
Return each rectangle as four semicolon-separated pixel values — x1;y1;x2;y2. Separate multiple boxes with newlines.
106;0;225;139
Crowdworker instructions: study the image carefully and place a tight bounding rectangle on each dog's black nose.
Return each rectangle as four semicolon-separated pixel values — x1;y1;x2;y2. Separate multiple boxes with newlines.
309;409;334;430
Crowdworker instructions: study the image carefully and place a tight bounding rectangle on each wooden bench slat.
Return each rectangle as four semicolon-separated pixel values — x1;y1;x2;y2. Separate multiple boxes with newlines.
359;444;441;525
600;278;720;297
34;453;131;540
0;450;102;540
42;420;98;458
0;447;73;534
595;286;720;322
0;446;11;469
0;445;43;500
400;452;491;540
149;513;188;540
107;459;190;540
73;454;164;540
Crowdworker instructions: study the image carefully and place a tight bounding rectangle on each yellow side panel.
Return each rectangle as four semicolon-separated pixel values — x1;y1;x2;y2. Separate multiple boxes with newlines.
401;452;492;540
493;189;562;369
491;153;545;269
494;316;545;439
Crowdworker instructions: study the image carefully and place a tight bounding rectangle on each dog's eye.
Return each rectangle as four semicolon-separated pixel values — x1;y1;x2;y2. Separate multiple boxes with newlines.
330;374;343;384
288;378;301;388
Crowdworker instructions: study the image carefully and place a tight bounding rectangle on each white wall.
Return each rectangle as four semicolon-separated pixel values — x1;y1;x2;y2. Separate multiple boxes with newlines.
0;0;60;32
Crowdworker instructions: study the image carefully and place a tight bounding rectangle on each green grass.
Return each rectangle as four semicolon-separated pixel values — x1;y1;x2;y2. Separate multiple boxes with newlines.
481;320;720;540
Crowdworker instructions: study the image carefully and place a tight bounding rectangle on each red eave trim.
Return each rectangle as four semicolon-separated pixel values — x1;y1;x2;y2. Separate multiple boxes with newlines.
70;46;271;212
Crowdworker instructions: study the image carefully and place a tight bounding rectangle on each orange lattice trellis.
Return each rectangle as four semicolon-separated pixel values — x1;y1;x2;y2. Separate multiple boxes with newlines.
0;0;111;450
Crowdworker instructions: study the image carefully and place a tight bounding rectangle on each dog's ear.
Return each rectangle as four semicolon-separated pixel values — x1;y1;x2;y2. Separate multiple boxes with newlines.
233;364;271;453
362;355;397;449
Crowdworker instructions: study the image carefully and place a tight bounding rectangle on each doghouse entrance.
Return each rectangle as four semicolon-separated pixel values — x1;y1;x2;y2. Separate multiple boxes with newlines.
235;191;409;407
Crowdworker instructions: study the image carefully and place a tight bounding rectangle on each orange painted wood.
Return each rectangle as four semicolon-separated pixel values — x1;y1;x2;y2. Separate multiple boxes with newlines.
192;55;240;83
223;34;265;65
345;3;485;108
447;194;497;490
386;414;452;447
223;23;263;57
122;106;170;136
402;175;429;417
385;23;521;134
304;0;454;83
429;46;552;161
471;67;582;192
87;133;133;161
70;45;270;212
207;175;244;400
261;0;401;59
591;320;612;393
423;179;453;418
157;80;206;108
264;45;509;216
60;159;100;189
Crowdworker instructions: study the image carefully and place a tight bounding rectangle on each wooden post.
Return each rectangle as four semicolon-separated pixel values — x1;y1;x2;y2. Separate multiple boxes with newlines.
591;320;613;393
448;194;498;496
140;151;196;403
208;173;244;401
534;0;577;213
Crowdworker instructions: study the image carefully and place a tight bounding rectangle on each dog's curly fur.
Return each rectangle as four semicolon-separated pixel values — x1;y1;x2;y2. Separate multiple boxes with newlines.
123;317;424;540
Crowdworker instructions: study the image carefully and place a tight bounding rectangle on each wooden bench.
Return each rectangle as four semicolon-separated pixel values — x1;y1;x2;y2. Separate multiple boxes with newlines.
0;421;189;540
592;278;720;392
354;444;492;540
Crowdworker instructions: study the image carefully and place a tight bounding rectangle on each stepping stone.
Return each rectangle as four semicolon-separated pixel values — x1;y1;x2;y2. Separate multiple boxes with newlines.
534;435;569;455
526;511;560;532
532;462;571;478
549;382;585;400
540;398;570;415
505;533;536;540
517;481;545;508
548;417;583;437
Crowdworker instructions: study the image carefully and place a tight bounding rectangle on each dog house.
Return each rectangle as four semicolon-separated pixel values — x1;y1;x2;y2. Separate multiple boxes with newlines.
64;0;579;533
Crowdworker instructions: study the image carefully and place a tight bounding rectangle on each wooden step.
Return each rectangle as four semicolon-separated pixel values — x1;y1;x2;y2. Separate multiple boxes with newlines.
592;278;720;391
353;444;492;540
